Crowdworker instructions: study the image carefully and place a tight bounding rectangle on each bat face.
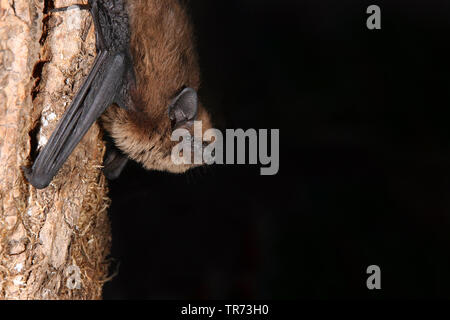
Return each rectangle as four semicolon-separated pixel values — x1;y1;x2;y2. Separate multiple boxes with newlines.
101;95;212;174
23;0;212;189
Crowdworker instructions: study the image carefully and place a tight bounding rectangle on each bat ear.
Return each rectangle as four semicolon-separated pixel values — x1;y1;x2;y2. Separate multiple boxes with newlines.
168;87;198;128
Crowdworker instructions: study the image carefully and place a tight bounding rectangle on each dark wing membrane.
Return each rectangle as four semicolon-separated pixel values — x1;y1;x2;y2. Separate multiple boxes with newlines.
25;53;126;189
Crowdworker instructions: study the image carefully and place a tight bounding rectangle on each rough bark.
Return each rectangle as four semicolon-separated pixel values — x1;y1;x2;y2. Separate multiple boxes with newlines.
0;0;111;299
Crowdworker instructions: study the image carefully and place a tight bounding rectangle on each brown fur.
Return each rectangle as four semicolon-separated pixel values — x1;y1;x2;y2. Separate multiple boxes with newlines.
101;0;212;173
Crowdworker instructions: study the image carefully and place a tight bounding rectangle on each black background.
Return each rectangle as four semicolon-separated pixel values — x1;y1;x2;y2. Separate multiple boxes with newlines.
103;0;450;299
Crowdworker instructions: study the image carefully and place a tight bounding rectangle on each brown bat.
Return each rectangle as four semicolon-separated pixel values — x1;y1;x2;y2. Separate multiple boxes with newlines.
23;0;212;189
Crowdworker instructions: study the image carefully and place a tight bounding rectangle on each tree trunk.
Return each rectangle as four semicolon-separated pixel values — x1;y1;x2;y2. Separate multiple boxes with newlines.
0;0;111;299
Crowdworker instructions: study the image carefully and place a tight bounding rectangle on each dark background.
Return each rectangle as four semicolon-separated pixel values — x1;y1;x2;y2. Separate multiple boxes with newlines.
103;0;450;299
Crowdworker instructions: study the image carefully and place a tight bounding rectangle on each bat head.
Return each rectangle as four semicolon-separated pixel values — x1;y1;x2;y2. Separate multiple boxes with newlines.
100;85;213;175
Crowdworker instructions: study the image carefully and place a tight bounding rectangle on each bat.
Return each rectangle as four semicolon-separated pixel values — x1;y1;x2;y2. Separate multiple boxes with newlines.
23;0;212;189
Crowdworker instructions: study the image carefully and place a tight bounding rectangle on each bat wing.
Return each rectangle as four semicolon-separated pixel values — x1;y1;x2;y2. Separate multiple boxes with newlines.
24;52;127;189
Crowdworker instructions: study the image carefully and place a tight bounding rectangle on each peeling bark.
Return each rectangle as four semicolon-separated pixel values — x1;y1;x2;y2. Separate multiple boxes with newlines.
0;0;111;300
